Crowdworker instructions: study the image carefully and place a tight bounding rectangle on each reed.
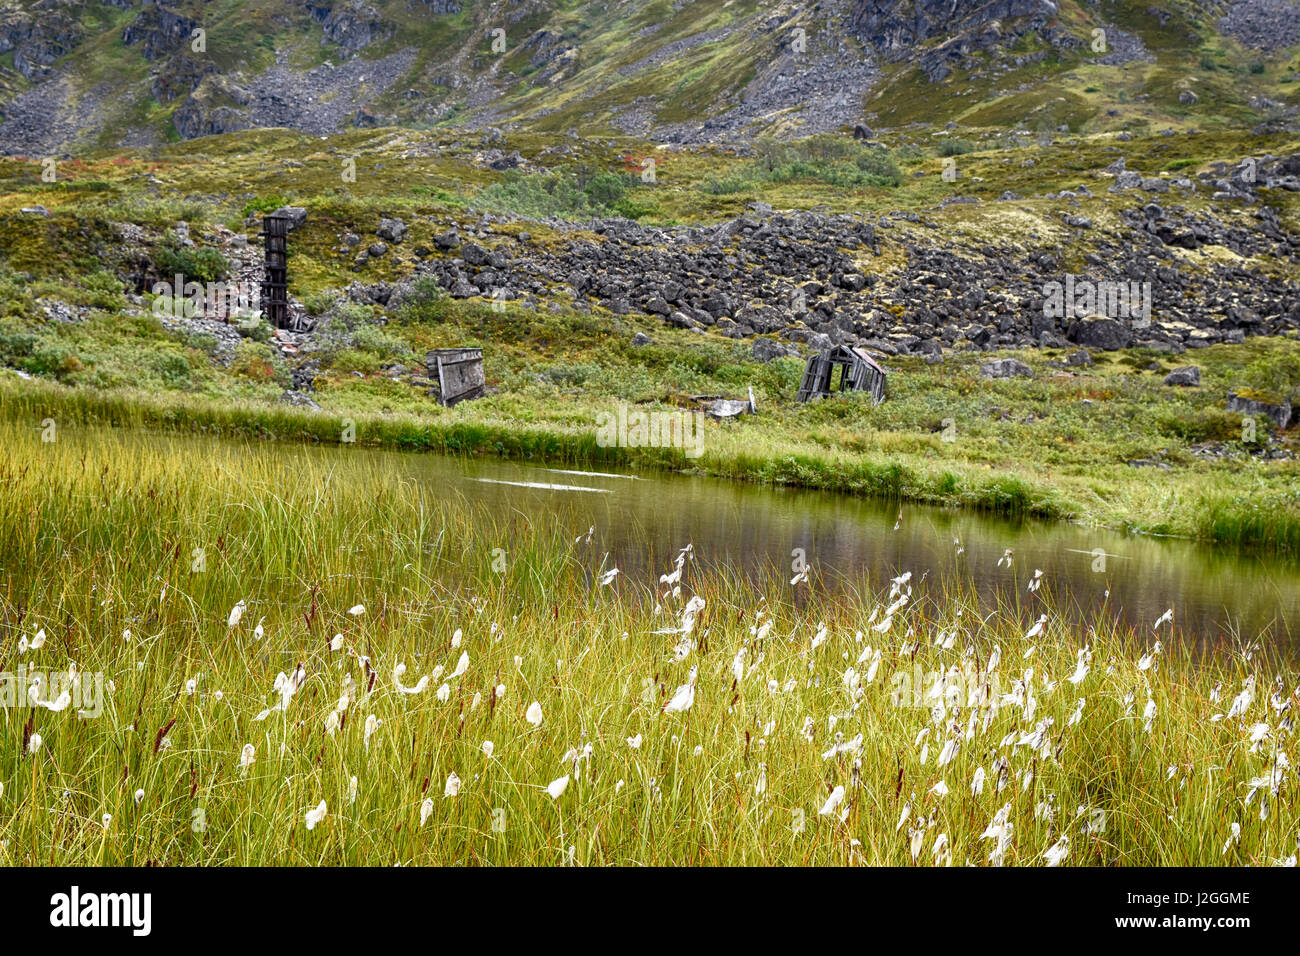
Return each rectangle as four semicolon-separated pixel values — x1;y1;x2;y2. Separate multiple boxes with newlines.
0;421;1295;865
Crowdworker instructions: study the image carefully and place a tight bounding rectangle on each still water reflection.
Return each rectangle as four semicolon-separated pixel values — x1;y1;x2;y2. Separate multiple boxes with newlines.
373;451;1300;652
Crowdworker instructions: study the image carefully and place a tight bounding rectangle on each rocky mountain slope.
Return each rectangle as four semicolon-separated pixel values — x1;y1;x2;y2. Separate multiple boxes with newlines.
1;3;1299;413
2;0;1300;155
403;171;1300;360
4;121;1297;375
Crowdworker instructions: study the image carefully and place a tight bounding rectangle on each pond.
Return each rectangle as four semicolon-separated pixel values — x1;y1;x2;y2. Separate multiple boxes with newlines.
363;446;1299;652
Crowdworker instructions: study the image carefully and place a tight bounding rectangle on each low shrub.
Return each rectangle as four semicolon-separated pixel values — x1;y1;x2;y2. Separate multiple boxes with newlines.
153;235;228;284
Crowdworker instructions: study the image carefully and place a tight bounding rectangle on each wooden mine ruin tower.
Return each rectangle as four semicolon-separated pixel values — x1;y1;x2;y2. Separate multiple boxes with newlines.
259;212;291;329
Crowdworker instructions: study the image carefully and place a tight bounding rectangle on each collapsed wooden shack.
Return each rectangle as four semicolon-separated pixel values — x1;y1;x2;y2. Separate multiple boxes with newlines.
796;345;887;404
427;348;485;406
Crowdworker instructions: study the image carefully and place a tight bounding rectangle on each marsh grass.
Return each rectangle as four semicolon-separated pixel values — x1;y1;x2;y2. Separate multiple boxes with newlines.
0;422;1296;865
4;360;1300;557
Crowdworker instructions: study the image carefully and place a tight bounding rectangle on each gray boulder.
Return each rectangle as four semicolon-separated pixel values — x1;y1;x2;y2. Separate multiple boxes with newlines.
1067;349;1093;367
981;358;1034;379
272;206;308;230
377;218;407;243
1067;317;1132;351
279;390;322;411
1227;391;1294;429
1163;366;1201;387
461;242;490;266
752;337;798;363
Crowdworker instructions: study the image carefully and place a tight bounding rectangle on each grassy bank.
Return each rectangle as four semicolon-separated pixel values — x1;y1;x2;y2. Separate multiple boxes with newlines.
0;421;1295;865
2;310;1299;554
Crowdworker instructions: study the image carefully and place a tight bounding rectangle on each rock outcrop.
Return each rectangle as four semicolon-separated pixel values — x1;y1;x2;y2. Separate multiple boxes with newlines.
122;5;197;61
307;2;393;55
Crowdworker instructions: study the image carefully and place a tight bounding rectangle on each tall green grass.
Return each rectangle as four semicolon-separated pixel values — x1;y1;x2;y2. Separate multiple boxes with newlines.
0;422;1296;865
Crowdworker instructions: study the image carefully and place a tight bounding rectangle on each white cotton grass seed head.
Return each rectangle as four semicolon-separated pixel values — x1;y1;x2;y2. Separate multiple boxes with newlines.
819;786;846;816
134;789;145;806
546;775;570;799
420;798;434;826
526;701;543;727
482;741;495;758
305;800;327;830
445;772;461;798
240;743;255;772
348;604;365;617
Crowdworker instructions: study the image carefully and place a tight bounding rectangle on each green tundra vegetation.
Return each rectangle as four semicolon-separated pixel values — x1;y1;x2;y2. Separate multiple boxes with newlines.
1;122;1299;552
0;421;1294;865
2;0;1300;870
0;28;1298;556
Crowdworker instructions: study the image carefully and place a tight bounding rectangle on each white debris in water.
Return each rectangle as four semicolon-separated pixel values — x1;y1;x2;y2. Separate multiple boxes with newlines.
546;468;643;480
471;478;614;493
